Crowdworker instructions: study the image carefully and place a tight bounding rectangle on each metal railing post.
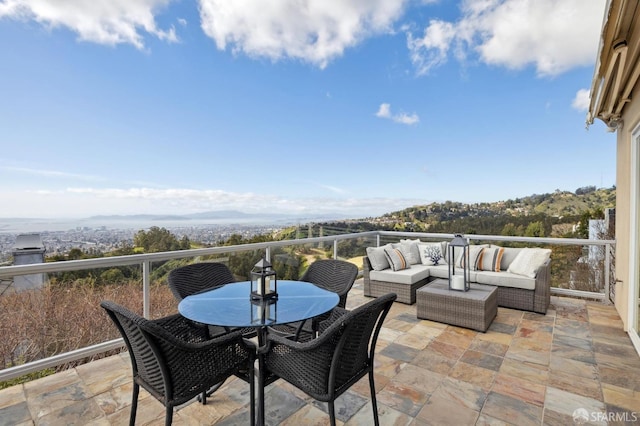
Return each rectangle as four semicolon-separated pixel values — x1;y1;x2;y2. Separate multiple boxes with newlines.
605;243;611;304
333;239;338;259
143;260;151;318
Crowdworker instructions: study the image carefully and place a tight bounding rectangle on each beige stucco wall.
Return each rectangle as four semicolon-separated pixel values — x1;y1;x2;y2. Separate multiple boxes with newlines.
616;99;640;330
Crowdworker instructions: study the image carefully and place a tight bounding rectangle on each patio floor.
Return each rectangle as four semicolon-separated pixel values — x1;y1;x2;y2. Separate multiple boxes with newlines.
2;280;640;425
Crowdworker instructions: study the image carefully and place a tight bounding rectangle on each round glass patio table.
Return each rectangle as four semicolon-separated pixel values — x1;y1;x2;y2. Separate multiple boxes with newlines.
178;280;339;426
177;280;339;328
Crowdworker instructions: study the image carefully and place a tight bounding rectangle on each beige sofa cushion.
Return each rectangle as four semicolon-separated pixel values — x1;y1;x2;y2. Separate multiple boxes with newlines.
397;239;422;265
507;248;551;278
370;264;431;285
475;270;536;290
417;242;446;266
476;271;536;290
495;246;522;271
366;246;391;271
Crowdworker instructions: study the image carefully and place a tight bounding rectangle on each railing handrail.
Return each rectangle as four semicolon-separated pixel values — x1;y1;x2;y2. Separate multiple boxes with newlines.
376;231;615;246
0;231;380;278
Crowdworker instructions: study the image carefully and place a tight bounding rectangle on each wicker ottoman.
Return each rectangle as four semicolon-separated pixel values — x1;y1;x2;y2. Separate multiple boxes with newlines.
416;279;497;332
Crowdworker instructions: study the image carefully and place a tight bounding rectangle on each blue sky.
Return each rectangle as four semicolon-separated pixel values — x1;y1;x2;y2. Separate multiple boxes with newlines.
0;0;614;219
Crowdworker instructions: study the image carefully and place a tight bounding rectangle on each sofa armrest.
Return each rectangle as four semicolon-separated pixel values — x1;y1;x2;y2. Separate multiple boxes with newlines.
363;256;372;278
533;259;551;314
363;256;372;296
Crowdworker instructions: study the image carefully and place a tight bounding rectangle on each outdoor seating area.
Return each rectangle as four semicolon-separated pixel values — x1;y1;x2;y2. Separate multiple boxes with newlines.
363;239;552;313
1;279;639;425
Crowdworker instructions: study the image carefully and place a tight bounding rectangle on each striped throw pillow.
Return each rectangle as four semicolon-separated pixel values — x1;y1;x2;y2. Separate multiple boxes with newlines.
477;247;504;272
383;247;410;271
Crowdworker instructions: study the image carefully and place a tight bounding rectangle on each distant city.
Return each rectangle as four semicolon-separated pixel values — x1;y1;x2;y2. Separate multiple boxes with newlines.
0;215;308;263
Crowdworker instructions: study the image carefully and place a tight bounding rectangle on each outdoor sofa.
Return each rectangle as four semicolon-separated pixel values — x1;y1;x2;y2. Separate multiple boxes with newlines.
363;239;551;313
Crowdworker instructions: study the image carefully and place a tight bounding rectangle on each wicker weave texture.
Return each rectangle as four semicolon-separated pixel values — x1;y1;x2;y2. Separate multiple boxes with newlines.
265;293;396;425
167;262;236;301
367;279;426;304
270;259;358;340
301;259;358;308
416;280;497;332
101;301;255;425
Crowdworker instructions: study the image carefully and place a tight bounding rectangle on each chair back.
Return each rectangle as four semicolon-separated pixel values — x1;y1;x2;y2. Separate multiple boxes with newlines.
328;293;396;392
301;259;358;308
168;262;235;301
100;301;168;399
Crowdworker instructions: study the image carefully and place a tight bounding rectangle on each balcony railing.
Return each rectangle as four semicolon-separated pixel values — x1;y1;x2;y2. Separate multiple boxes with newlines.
0;231;615;383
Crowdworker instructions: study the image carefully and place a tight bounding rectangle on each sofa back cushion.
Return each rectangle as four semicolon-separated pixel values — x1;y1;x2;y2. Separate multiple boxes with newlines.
495;246;522;271
454;244;488;270
383;246;411;271
417;242;447;266
477;246;504;272
395;239;421;265
507;248;551;278
366;246;391;271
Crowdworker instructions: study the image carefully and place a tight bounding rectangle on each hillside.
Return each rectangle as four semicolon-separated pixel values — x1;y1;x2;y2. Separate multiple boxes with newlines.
277;186;616;240
382;186;615;223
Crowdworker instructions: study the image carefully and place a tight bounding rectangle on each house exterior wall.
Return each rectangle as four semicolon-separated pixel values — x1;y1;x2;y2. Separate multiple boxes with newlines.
616;94;640;330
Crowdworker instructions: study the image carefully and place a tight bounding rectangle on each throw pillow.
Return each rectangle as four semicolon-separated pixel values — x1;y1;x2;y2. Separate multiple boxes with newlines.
498;246;521;271
366;246;391;271
383;246;411;271
455;244;488;270
507;248;552;278
477;247;504;272
418;242;447;266
399;239;421;265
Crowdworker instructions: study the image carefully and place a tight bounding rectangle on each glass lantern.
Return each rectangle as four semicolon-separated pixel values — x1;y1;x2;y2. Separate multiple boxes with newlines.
448;234;470;292
250;257;278;301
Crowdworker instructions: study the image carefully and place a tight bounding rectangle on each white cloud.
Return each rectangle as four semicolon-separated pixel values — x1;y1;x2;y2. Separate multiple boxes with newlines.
572;88;590;111
198;0;408;68
376;103;419;125
0;165;105;181
0;0;178;49
0;186;419;218
376;103;392;118
407;0;607;76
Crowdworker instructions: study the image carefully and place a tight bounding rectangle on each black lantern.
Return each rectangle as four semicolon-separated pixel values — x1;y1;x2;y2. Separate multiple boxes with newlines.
250;257;278;301
448;234;470;292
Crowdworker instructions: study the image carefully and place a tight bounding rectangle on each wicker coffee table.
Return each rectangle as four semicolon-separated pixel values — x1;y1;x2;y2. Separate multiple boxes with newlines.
416;279;497;332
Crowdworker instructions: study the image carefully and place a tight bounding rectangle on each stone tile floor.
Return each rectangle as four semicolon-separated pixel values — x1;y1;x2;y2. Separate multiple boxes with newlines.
2;281;640;425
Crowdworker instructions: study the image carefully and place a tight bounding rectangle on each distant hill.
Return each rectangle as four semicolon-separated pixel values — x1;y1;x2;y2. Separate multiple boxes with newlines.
281;186;617;240
381;186;616;224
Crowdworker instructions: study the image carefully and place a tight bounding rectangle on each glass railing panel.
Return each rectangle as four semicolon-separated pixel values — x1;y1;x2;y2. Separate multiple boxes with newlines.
335;234;376;273
1;265;144;373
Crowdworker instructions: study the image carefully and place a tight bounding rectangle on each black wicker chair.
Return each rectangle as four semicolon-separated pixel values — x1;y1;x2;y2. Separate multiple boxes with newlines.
264;292;396;426
168;262;257;339
300;259;358;308
168;262;236;301
270;259;358;340
101;301;255;426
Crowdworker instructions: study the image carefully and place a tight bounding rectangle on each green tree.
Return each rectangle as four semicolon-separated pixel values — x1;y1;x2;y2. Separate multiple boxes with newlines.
134;227;184;253
100;268;125;284
67;248;84;260
524;221;545;237
501;223;517;236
